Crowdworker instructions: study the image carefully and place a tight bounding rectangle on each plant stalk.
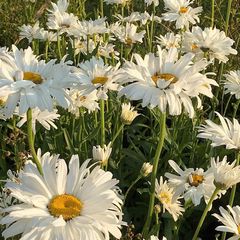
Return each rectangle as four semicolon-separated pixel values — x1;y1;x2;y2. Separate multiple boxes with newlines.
100;99;105;147
142;112;166;238
27;109;43;175
192;187;220;240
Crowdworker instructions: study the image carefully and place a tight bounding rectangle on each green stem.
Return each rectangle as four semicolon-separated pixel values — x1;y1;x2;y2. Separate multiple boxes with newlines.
27;109;43;175
142;112;166;238
146;22;151;52
123;175;142;205
57;32;62;59
150;4;155;52
100;0;104;17
211;0;215;28
111;124;124;145
212;0;233;107
192;187;220;240
221;151;240;240
233;99;240;118
45;40;49;61
100;99;105;147
223;94;232;116
225;0;233;34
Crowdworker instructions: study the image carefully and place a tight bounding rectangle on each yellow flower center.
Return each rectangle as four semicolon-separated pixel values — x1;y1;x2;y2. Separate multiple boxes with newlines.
189;174;204;187
125;37;133;45
48;194;83;221
23;72;43;84
191;43;199;51
159;192;171;204
151;73;178;84
179;7;188;13
79;96;87;101
92;76;108;85
0;97;7;107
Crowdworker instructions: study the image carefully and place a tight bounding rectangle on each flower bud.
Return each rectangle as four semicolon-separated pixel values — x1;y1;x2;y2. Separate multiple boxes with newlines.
121;103;139;125
140;162;153;177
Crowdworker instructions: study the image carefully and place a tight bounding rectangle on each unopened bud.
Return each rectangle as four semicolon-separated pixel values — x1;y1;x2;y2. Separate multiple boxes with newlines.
140;162;153;177
121;103;139;125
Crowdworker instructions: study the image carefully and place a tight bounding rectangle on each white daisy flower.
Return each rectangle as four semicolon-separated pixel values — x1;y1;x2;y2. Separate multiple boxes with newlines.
49;0;69;14
213;205;240;239
156;32;181;49
113;23;146;45
118;46;217;118
198;112;240;149
155;176;184;221
0;151;124;240
104;0;130;5
162;0;202;29
72;38;95;56
92;142;112;166
40;30;58;42
47;11;79;36
183;26;237;63
210;156;240;190
223;70;240;99
115;11;158;25
19;22;44;43
165;160;215;206
145;0;159;7
98;43;120;60
150;236;167;240
115;12;142;23
47;0;78;36
0;45;77;118
74;18;109;37
16;108;60;134
74;56;121;100
67;89;99;115
121;102;139;125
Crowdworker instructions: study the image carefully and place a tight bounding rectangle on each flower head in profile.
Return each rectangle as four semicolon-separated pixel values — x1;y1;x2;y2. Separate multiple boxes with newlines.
92;142;112;166
165;160;215;206
19;21;44;43
145;0;159;7
75;18;108;37
155;176;184;221
198;112;240;149
210;156;240;190
183;27;237;63
104;0;130;5
162;0;202;29
118;46;217;118
121;103;139;125
0;150;124;240
223;70;240;99
0;46;77;118
213;205;240;240
16;108;60;134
